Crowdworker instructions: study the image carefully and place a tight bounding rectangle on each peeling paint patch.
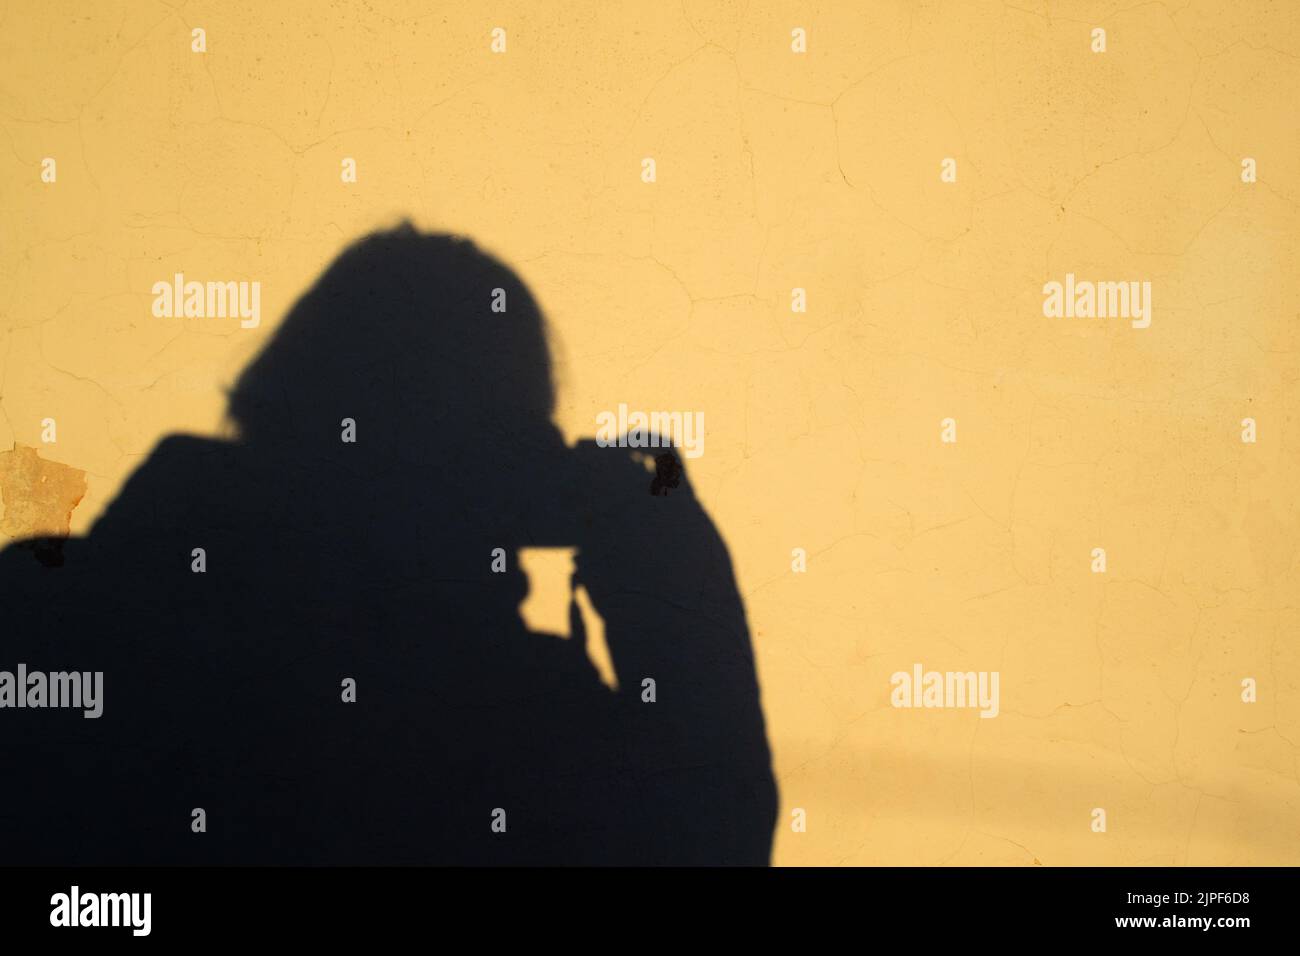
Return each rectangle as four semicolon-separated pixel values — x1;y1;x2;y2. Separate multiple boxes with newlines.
0;444;88;552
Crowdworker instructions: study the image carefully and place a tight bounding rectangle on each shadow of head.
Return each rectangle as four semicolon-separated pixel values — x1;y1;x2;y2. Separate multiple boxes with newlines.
218;223;581;554
228;223;563;470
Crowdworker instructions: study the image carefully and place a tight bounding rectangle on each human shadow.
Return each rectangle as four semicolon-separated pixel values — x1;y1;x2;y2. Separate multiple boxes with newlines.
0;224;777;865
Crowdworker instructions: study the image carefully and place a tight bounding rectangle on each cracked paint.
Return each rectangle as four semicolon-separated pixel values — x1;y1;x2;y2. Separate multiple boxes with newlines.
0;443;87;543
0;0;1296;866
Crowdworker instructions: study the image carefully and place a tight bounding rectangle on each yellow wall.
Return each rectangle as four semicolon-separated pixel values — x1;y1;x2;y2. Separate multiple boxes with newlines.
2;0;1297;865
